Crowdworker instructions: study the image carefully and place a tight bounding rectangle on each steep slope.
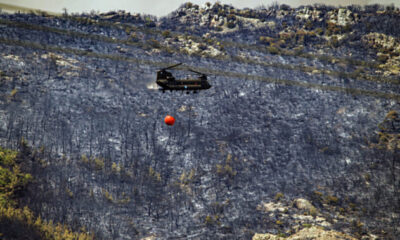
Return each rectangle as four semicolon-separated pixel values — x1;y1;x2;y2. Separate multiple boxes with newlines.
0;2;399;239
0;145;94;239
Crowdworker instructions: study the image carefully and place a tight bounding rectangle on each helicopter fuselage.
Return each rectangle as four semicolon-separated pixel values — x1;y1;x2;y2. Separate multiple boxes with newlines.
156;78;211;91
156;69;211;92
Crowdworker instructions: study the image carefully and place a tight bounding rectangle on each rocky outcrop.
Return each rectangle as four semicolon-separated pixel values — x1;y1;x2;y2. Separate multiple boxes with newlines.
362;32;400;75
293;198;315;212
362;32;400;52
253;226;356;240
327;9;357;26
295;7;323;22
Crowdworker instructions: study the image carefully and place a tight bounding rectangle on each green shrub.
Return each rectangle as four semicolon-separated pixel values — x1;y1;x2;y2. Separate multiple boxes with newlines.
65;188;73;198
216;163;236;178
10;88;17;98
349;203;357;211
326;22;340;35
124;27;131;35
267;46;280;55
364;173;371;182
259;36;274;45
186;2;193;8
325;195;339;205
0;146;94;239
339;207;346;214
293;46;304;56
351;220;364;237
118;196;130;204
161;30;171;38
204;215;213;226
111;162;120;174
309;206;318;217
277;233;287;237
81;154;89;164
129;32;140;42
386;110;398;119
312;190;324;204
148;166;161;181
0;206;94;239
0;148;32;207
204;215;220;226
315;28;324;35
145;20;155;28
375;110;400;151
102;189;113;202
305;20;313;30
377;54;389;63
94;157;104;171
274;192;284;201
302;223;312;228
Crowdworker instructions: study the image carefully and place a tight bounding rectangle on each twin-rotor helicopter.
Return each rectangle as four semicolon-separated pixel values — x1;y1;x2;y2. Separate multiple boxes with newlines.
156;63;211;93
155;63;212;126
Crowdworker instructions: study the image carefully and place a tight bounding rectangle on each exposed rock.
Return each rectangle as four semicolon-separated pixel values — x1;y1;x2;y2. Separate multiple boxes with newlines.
327;9;356;26
3;54;22;62
140;235;156;240
176;35;223;57
295;7;323;22
253;226;356;240
253;233;281;240
362;32;400;52
292;214;314;221
202;45;223;57
290;226;356;239
257;201;286;212
236;15;271;29
362;32;400;75
294;198;314;211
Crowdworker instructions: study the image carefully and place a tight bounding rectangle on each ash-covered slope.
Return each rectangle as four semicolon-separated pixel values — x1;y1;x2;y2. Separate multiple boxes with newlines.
0;2;399;239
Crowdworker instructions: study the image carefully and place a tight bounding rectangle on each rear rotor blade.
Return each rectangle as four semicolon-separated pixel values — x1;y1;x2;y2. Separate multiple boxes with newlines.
188;68;205;75
162;62;182;71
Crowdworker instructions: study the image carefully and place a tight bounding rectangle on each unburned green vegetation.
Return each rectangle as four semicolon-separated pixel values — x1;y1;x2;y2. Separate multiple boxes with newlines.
0;146;94;239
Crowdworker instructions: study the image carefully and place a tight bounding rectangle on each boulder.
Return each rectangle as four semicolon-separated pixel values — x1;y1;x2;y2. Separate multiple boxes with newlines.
253;226;356;240
294;198;314;211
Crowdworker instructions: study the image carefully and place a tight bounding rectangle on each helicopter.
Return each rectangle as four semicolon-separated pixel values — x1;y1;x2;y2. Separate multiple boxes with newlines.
156;63;211;93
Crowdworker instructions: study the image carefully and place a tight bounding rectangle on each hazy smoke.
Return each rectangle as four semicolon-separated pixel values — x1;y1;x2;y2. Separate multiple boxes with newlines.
0;0;398;17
